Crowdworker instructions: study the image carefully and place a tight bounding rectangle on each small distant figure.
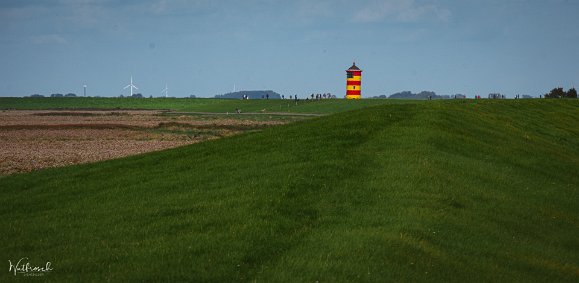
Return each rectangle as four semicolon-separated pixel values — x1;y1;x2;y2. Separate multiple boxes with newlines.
282;95;285;99
428;95;432;100
236;108;241;114
290;95;293;99
266;94;269;100
294;95;298;101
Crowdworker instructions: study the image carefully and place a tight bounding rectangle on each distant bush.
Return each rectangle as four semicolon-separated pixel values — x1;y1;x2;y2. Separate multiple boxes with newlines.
388;90;448;100
567;88;577;98
545;87;577;98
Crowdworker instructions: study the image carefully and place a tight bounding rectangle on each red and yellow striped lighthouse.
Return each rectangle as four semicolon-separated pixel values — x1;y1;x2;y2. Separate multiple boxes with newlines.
346;62;362;99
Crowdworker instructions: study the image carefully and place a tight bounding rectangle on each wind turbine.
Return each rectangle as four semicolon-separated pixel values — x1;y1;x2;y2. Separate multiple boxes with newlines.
124;76;138;97
161;84;168;98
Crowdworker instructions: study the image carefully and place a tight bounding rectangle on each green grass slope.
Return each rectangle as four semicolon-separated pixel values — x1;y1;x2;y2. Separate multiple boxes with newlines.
1;100;578;282
0;97;395;114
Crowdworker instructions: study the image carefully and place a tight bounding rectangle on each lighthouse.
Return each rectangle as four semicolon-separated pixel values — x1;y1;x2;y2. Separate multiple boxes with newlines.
346;62;362;99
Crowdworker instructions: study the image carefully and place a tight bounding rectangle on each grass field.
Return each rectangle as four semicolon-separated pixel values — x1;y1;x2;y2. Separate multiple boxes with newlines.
0;97;397;114
1;99;578;282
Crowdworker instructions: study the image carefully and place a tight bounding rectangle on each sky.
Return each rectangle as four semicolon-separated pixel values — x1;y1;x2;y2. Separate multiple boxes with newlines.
1;0;578;98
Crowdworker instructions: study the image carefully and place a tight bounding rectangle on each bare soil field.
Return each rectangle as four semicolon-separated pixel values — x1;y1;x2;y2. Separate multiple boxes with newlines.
0;110;289;175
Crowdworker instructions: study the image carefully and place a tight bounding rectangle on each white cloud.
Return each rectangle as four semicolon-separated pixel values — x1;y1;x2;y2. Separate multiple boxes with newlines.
353;0;451;23
0;5;51;21
297;0;335;19
151;0;170;14
148;0;217;15
58;0;110;28
29;34;68;45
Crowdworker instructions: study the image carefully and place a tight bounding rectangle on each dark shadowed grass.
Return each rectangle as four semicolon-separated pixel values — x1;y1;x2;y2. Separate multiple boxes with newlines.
0;99;578;282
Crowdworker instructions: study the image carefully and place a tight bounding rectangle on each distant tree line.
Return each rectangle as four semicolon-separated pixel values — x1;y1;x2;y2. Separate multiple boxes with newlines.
25;87;578;99
27;93;78;98
545;87;577;99
372;89;578;100
119;93;144;98
51;93;77;97
373;91;455;100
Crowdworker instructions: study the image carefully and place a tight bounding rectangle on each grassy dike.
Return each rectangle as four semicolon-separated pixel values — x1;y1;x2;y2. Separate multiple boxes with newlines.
0;97;396;114
1;99;578;282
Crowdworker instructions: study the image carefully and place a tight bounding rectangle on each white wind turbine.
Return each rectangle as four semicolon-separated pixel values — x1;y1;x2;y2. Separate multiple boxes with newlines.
161;83;168;98
124;76;138;97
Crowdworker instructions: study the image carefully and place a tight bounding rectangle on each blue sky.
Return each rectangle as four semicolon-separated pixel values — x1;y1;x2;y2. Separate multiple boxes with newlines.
1;0;578;98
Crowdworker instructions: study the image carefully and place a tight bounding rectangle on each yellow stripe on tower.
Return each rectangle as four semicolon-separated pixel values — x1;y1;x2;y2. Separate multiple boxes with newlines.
347;76;361;81
347;85;361;91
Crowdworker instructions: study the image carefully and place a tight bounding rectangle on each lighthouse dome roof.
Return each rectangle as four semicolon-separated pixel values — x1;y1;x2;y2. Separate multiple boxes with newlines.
347;62;361;71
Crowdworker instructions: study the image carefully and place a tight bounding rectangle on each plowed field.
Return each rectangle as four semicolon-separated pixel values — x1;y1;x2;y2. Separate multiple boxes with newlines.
0;110;288;175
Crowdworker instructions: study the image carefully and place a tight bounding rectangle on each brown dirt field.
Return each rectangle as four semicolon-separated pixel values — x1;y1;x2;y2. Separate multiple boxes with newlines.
0;110;287;175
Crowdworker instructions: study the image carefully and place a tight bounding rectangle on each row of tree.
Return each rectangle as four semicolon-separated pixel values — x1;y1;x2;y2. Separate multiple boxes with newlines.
26;88;579;99
374;88;578;100
51;93;78;97
545;87;577;99
28;93;78;98
373;91;463;99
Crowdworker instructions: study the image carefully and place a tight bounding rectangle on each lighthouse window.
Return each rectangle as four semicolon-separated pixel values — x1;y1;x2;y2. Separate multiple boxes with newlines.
353;86;356;89
347;73;353;78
